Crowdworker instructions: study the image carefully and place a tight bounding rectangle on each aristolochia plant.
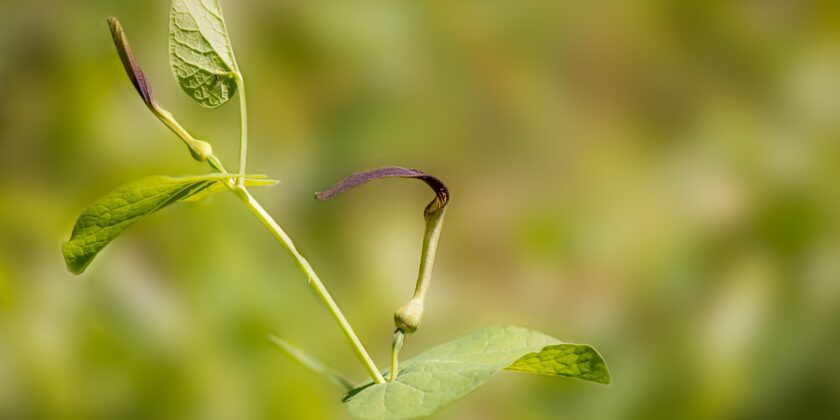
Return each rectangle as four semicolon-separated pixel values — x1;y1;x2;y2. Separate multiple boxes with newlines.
62;2;610;418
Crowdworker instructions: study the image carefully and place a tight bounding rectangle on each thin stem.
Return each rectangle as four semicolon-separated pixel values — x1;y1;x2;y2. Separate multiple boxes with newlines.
268;334;355;392
154;107;192;144
234;72;248;185
152;105;226;172
234;187;386;384
207;154;227;174
390;329;405;382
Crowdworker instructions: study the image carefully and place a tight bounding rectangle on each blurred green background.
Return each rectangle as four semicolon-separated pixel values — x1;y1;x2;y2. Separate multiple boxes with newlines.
2;0;840;419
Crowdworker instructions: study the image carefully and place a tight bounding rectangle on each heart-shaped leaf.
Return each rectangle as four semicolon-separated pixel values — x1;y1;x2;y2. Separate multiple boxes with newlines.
343;325;609;419
62;174;275;274
168;0;239;108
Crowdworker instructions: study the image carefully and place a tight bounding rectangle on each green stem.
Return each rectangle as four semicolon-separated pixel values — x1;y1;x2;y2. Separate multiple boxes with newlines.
268;334;355;391
152;105;226;172
390;329;405;382
234;187;386;384
207;154;227;174
234;72;248;185
153;107;191;145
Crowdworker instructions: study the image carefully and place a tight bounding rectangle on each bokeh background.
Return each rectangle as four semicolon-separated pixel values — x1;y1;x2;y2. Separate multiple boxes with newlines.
2;0;840;419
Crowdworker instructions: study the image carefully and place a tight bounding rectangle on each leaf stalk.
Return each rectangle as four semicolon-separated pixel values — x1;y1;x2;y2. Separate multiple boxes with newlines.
390;329;405;382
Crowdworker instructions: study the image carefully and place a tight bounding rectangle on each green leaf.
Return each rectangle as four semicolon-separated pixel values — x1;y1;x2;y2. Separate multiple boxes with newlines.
62;174;276;274
168;0;239;108
343;325;609;419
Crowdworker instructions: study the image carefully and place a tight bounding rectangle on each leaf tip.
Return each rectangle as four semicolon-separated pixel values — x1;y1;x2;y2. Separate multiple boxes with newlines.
580;344;611;385
61;241;87;275
593;354;612;385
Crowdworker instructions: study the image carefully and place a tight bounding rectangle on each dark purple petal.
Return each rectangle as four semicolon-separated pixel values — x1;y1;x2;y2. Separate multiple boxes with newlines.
316;166;449;215
107;17;155;108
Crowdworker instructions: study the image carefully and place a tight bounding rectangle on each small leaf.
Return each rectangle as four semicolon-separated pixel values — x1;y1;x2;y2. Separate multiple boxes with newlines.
169;0;240;108
316;166;449;217
107;17;155;108
62;174;275;274
343;325;609;419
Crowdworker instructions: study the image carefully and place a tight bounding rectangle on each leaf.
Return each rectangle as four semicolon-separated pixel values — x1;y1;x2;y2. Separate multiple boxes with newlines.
343;325;609;419
62;174;276;274
168;0;239;108
107;17;156;109
316;166;449;217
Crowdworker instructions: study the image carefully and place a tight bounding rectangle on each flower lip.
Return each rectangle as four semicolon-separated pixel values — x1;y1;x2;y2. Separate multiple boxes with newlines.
315;166;449;216
107;17;155;108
